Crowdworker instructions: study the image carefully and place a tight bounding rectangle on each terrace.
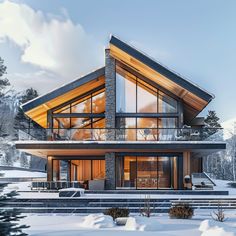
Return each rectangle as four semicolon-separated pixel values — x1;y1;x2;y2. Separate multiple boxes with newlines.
18;127;222;142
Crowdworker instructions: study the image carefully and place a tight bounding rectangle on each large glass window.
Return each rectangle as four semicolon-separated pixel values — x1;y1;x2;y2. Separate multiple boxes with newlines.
50;88;105;140
137;79;157;113
116;65;178;114
116;70;136;113
52;159;105;182
159;91;177;113
116;117;177;141
116;155;178;189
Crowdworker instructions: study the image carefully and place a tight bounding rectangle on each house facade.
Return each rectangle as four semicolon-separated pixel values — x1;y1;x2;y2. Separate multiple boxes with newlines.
16;36;226;190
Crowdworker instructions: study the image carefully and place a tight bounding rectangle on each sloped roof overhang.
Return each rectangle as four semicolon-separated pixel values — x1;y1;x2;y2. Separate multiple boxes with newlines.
21;67;105;127
109;35;214;122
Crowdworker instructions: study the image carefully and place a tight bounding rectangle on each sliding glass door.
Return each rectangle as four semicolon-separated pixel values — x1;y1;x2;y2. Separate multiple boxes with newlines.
137;157;158;189
116;155;178;189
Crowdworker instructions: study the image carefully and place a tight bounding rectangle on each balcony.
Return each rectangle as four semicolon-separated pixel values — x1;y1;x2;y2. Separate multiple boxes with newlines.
18;127;223;142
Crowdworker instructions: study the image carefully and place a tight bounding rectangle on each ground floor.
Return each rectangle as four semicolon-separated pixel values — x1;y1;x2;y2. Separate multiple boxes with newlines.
46;152;202;190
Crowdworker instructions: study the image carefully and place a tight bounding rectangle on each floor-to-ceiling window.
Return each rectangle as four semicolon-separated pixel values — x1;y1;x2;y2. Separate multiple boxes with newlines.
52;158;105;182
116;155;178;189
115;63;179;141
49;87;105;141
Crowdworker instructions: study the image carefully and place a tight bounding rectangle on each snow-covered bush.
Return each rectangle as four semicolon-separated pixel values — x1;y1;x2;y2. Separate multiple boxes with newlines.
125;216;163;231
104;207;129;220
199;220;234;236
169;204;194;219
79;214;114;229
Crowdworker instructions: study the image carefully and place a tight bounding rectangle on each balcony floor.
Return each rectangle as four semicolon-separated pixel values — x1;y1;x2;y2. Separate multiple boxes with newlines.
15;140;226;158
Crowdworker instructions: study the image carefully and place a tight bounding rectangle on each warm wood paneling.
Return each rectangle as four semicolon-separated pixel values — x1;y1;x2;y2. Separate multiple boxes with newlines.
110;45;208;113
25;76;105;127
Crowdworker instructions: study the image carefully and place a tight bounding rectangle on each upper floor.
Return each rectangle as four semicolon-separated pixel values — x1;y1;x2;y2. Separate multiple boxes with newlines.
20;36;218;142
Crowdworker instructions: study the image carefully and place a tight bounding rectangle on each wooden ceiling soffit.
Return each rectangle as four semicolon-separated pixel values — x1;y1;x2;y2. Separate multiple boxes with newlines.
110;44;209;112
24;75;105;128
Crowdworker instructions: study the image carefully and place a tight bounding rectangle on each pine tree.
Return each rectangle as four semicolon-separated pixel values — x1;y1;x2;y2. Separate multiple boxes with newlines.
0;177;29;236
0;57;10;101
14;88;39;130
204;110;222;138
14;88;38;129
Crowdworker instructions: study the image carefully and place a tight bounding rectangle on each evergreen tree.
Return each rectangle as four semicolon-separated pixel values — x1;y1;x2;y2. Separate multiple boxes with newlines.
0;175;29;235
0;57;10;100
14;88;39;130
203;110;222;138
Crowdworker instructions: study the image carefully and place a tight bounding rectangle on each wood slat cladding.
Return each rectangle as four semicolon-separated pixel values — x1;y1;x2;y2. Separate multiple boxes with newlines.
25;76;105;127
110;44;208;114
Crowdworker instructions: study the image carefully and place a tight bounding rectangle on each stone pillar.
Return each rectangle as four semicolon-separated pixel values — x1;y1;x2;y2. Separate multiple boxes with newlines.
47;156;53;181
105;153;116;189
105;49;116;141
183;152;191;189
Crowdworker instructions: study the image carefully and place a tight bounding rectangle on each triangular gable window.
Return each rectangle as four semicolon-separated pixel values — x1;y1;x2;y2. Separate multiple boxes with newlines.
116;64;177;114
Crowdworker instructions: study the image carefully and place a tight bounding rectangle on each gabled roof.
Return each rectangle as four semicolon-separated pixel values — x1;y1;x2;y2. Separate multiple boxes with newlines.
22;67;105;127
109;35;214;122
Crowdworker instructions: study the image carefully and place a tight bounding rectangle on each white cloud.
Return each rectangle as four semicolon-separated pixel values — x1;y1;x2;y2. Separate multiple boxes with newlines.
7;70;64;94
0;0;104;79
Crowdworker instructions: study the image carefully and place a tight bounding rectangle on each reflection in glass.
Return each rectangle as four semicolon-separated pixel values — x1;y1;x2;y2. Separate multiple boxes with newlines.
137;157;158;189
116;72;136;113
92;91;105;113
116;118;136;141
137;118;158;141
59;160;69;181
158;118;177;141
116;156;137;188
116;155;178;189
71;96;91;113
116;64;178;114
137;81;157;113
159;91;177;113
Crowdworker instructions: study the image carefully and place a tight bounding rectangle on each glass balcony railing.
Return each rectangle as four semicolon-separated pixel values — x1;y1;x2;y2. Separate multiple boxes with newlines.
18;127;223;142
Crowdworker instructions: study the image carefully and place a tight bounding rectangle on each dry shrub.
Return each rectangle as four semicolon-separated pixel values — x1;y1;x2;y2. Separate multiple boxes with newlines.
169;204;194;219
104;207;129;220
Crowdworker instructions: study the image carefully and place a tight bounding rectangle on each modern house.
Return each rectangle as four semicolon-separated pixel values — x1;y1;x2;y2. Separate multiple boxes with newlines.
15;35;226;190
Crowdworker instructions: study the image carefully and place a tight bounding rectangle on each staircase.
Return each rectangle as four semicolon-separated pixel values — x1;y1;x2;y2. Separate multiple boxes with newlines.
2;197;236;214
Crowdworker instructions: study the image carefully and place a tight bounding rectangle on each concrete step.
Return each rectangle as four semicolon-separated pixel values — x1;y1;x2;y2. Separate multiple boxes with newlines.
0;207;170;214
85;190;229;195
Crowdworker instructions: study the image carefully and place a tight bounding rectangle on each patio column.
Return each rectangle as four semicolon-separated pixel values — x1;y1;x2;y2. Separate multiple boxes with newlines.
105;152;116;189
105;48;116;140
47;156;53;181
183;151;191;189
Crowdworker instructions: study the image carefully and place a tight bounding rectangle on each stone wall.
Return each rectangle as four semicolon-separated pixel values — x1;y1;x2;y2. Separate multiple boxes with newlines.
105;49;116;189
105;49;116;140
105;152;116;189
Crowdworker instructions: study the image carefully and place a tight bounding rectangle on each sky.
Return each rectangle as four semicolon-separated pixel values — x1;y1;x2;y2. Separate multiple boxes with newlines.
0;0;235;122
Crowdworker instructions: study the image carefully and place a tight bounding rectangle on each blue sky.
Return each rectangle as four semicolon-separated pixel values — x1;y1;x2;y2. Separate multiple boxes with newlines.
0;0;235;122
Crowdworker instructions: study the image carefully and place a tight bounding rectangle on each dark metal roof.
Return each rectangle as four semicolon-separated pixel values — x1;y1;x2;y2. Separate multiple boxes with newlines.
22;67;105;112
110;35;213;102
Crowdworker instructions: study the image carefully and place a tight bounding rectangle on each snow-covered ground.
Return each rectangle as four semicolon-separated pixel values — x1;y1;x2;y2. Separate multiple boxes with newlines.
2;170;236;235
0;170;46;178
19;212;236;236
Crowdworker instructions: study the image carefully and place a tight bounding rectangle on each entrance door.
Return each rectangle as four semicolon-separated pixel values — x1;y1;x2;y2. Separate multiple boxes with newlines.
137;156;158;189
